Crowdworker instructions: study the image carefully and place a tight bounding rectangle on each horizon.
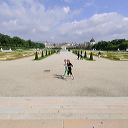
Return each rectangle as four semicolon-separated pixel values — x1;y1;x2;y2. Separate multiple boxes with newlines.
0;0;128;42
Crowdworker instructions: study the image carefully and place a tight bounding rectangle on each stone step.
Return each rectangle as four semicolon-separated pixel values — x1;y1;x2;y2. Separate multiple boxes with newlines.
0;120;128;128
0;97;128;119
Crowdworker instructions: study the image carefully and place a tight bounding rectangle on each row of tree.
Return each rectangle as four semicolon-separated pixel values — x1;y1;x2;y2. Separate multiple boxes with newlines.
35;49;59;60
67;39;128;51
93;39;128;51
0;33;45;49
72;50;93;60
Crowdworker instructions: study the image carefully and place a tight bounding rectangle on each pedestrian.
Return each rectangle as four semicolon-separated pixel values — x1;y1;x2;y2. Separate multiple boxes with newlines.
77;51;80;60
67;59;74;80
98;51;101;58
63;59;68;77
80;50;83;60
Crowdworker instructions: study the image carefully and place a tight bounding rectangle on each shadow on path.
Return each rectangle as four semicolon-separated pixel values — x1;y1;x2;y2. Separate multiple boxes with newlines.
44;69;50;72
54;74;66;80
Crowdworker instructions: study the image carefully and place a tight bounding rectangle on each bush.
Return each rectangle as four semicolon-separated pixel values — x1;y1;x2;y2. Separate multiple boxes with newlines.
90;52;93;60
35;51;38;60
45;50;47;56
41;50;44;57
81;50;82;55
48;50;51;55
84;51;87;58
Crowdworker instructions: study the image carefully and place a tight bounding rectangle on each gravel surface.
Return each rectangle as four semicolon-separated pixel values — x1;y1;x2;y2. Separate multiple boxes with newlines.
0;51;128;96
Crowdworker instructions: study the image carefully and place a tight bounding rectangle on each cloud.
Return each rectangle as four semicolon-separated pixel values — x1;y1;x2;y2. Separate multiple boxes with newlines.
63;6;70;14
0;0;128;42
59;12;128;41
63;0;72;3
84;0;95;7
0;0;71;41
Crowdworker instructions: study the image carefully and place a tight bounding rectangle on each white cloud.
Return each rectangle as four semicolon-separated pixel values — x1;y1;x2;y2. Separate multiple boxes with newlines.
63;6;70;14
84;0;95;7
59;12;128;41
0;0;71;41
63;0;72;3
0;0;128;42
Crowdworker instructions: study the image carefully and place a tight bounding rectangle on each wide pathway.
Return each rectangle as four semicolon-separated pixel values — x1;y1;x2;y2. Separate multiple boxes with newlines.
0;51;128;96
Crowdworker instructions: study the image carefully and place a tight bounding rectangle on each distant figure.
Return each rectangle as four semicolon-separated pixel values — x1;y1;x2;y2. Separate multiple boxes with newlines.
63;59;68;77
80;50;83;60
67;59;74;80
98;51;101;58
77;51;80;60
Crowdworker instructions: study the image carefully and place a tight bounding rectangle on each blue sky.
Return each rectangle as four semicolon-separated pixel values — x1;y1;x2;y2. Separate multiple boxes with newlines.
0;0;128;42
43;0;128;17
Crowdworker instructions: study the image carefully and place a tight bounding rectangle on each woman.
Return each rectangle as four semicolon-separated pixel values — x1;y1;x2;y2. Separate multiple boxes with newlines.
67;59;74;80
63;59;68;77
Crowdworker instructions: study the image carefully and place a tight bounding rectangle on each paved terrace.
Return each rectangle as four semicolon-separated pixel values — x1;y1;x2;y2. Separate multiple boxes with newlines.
0;51;128;96
0;51;128;127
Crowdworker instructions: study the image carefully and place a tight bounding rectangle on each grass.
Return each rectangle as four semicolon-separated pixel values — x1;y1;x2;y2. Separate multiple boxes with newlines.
0;50;34;60
92;51;128;61
72;49;128;61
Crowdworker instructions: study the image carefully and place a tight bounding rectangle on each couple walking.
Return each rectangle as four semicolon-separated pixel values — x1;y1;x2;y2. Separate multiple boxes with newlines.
63;59;74;80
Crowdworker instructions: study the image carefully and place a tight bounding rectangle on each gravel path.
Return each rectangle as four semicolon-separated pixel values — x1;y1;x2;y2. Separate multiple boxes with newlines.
0;51;128;96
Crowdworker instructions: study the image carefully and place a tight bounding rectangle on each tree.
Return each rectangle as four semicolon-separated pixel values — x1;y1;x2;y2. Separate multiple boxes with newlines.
48;50;51;55
0;33;45;49
35;51;38;60
84;51;87;58
92;39;127;51
90;52;93;60
45;50;47;56
119;41;128;50
41;50;44;57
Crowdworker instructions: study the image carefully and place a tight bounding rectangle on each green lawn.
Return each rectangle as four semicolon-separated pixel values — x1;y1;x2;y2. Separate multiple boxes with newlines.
0;50;34;60
72;49;128;61
92;51;128;61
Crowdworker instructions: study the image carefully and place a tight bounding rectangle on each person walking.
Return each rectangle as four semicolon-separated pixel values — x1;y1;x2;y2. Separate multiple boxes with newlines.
98;51;101;58
77;51;80;60
80;50;83;60
67;59;74;80
63;59;68;77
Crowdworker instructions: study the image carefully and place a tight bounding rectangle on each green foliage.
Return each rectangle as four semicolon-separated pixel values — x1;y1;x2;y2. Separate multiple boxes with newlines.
93;39;128;51
41;50;44;57
0;33;45;49
35;51;38;60
81;50;82;55
48;50;51;55
84;51;87;58
35;48;58;61
45;50;47;56
90;52;93;60
119;41;128;50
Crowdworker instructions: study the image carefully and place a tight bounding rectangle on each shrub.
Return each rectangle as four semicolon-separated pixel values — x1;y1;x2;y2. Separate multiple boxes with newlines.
48;50;51;55
41;50;44;57
84;51;87;58
35;51;38;60
45;50;47;56
81;50;82;55
90;52;93;60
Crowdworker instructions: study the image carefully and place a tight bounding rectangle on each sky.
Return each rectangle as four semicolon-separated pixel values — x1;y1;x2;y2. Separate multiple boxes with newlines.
0;0;128;43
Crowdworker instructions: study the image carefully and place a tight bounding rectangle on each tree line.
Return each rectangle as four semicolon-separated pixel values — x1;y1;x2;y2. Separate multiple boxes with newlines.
93;39;128;51
0;33;45;50
67;39;128;51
